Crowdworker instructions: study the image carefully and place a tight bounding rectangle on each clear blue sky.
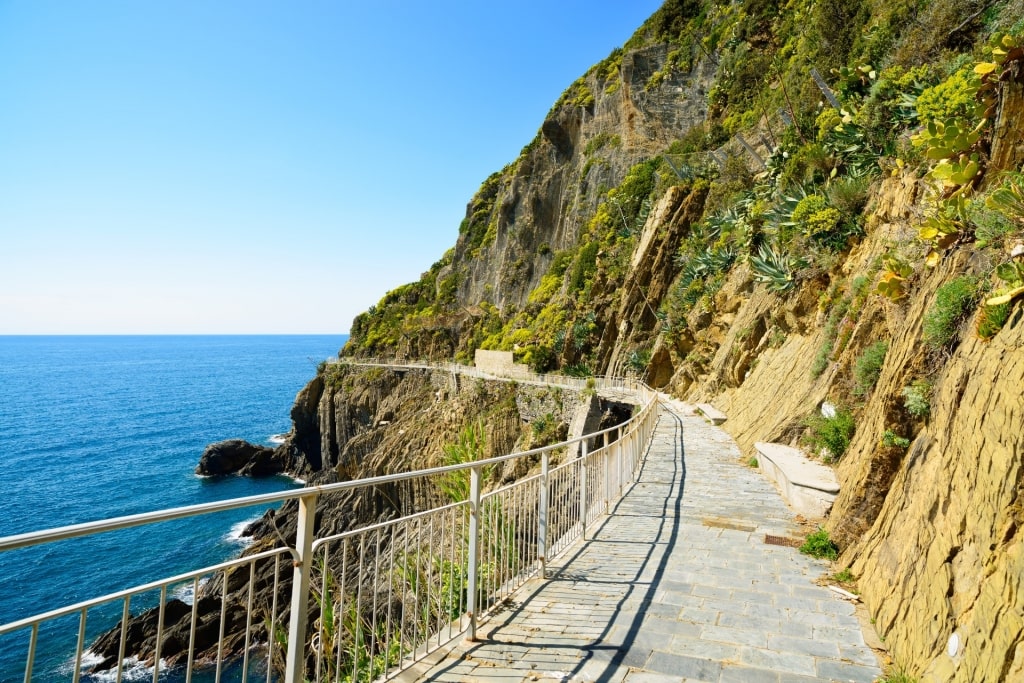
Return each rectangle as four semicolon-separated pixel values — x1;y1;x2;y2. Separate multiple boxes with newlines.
0;1;663;334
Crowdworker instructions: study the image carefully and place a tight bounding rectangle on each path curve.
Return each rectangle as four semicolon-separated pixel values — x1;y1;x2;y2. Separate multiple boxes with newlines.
399;397;883;683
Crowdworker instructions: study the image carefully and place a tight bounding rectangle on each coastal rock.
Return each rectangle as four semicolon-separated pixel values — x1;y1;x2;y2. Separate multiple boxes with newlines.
195;439;283;477
87;599;192;672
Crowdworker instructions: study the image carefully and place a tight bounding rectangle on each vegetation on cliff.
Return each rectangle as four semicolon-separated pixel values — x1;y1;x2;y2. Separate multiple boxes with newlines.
337;1;1024;679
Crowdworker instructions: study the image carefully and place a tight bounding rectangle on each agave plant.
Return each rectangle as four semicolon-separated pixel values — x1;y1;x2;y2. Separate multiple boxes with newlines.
704;246;737;271
552;328;567;353
701;208;735;242
677;246;736;289
764;184;810;235
894;83;926;124
750;243;802;292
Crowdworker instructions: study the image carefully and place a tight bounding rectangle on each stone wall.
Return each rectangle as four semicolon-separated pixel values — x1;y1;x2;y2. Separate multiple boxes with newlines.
474;349;529;377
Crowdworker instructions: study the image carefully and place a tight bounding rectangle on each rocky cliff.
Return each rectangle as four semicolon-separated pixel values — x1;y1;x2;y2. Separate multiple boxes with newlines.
98;1;1024;679
336;1;1024;680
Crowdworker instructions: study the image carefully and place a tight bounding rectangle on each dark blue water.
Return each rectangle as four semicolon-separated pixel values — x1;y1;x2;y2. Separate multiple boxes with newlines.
0;335;345;682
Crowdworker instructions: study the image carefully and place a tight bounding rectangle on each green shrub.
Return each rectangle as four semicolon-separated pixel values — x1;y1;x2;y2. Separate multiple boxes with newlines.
914;67;980;124
923;276;979;349
800;527;839;560
812;291;855;378
568;242;599;293
854;340;889;396
816;108;843;141
704;153;754;216
969;201;1017;249
524;345;556;373
811;343;833;378
564;364;593;378
826;176;872;217
439;423;487;503
804;408;856;461
626;348;651;374
832;568;855;583
901;380;931;419
791;193;848;248
882;429;911;449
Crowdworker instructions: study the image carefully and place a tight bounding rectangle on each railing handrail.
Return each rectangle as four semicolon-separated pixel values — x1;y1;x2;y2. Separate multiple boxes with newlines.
0;361;647;554
0;358;661;683
0;546;290;636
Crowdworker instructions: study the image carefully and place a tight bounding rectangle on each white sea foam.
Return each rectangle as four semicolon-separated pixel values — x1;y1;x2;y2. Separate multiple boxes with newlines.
268;432;288;444
172;577;210;605
225;516;261;546
74;651;160;682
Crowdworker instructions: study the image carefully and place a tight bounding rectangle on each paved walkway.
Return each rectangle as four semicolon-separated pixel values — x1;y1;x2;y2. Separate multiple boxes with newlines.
399;398;882;682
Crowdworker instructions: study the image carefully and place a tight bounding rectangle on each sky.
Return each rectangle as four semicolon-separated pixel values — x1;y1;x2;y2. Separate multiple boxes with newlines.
0;1;664;334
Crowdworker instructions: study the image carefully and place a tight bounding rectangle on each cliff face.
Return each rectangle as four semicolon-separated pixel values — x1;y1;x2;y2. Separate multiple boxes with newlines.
851;298;1024;681
447;45;717;314
332;1;1024;679
673;170;1024;680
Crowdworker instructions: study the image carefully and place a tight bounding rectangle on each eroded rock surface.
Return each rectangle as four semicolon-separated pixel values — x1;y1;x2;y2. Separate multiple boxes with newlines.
195;439;286;477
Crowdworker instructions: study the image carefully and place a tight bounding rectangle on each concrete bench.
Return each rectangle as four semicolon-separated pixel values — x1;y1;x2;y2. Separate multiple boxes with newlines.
754;442;839;518
695;403;727;425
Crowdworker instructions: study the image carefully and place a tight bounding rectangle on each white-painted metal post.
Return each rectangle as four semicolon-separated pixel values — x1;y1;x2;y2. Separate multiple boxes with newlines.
603;432;610;513
616;427;623;497
579;441;588;541
465;466;482;642
284;493;317;683
538;451;549;579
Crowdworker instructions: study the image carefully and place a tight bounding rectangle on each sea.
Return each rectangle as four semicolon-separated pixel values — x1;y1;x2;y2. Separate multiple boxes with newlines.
0;335;347;682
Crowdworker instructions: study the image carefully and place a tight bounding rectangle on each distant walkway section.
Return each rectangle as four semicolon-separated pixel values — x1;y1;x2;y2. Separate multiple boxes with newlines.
399;397;882;682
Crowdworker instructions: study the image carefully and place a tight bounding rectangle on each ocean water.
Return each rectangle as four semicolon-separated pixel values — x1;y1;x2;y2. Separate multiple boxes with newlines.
0;335;346;682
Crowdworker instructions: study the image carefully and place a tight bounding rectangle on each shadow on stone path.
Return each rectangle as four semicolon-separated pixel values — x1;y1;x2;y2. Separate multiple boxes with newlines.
398;398;882;683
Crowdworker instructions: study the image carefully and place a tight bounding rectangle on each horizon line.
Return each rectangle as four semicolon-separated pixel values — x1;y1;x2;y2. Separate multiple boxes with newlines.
0;332;350;337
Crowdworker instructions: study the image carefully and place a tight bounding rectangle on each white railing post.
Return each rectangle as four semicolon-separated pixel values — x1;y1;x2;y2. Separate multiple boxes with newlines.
629;428;636;478
465;466;482;642
603;432;610;514
616;427;623;497
538;451;549;579
579;441;588;541
284;493;317;683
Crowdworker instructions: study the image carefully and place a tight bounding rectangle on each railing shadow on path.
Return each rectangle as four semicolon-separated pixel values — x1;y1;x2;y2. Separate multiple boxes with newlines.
417;405;686;682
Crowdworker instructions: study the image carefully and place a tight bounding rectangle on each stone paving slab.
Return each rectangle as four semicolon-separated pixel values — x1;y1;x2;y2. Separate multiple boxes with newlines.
396;397;882;683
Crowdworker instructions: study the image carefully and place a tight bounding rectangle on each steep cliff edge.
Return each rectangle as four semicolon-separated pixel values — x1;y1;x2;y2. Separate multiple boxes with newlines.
333;1;1024;679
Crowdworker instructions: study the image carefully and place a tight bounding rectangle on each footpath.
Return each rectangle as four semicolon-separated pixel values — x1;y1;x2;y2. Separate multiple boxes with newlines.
398;397;883;682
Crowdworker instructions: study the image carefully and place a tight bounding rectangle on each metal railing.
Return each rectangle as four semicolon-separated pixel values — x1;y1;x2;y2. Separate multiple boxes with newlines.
0;364;660;683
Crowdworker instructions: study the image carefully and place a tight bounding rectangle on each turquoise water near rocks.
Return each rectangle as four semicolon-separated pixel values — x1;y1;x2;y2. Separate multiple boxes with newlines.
0;335;345;682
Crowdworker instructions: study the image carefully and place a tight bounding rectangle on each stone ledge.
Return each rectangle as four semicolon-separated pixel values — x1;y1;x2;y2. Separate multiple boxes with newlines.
755;442;839;518
696;403;727;425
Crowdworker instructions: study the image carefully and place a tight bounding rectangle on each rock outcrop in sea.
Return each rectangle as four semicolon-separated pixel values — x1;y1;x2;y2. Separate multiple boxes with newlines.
195;439;288;477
